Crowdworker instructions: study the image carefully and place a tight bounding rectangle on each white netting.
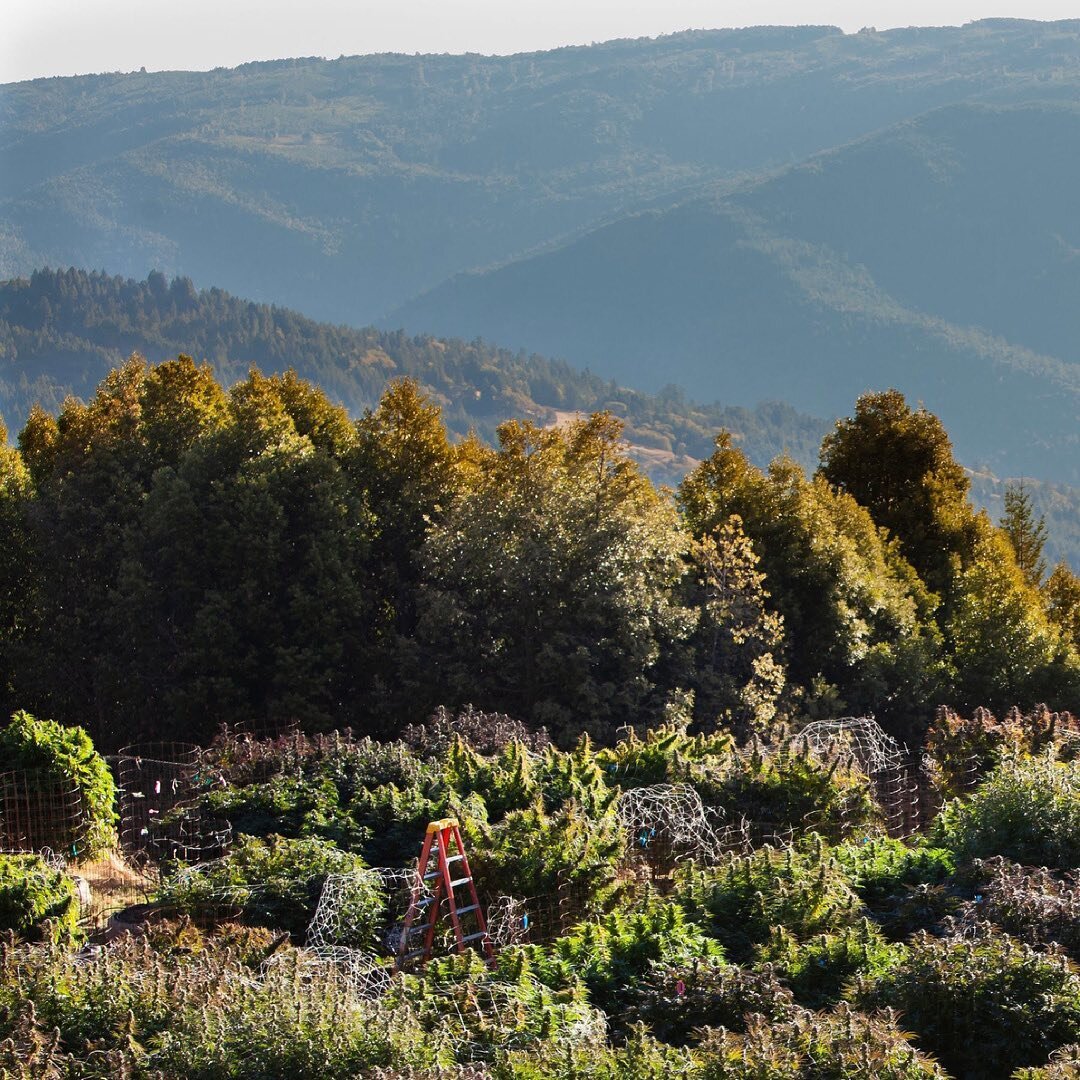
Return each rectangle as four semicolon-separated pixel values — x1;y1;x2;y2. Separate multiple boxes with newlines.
484;895;530;948
616;782;723;861
267;945;394;999
290;867;433;999
306;867;394;950
798;716;904;775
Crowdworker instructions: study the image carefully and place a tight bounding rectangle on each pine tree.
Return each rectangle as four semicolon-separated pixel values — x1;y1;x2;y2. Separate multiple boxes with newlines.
1000;480;1048;588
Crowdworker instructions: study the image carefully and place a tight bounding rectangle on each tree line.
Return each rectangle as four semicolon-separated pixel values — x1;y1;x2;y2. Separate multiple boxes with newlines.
0;357;1077;750
0;267;828;481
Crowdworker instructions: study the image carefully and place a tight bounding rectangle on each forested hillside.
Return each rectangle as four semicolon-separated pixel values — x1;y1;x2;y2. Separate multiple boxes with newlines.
3;20;1080;325
393;100;1080;486
4;266;1079;568
1;357;1077;753
0;267;828;475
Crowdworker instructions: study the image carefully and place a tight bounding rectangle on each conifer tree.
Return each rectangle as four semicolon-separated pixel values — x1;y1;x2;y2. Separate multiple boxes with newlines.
947;519;1080;710
818;389;977;603
1000;480;1048;588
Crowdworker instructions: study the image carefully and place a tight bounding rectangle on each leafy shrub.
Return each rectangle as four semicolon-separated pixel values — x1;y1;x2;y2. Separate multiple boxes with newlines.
835;836;956;907
594;723;733;789
351;780;460;867
690;736;879;842
200;774;369;850
695;1003;946;1079
964;857;1080;960
496;1025;694;1079
526;901;723;1017
535;737;615;817
466;799;624;926
1014;1044;1080;1079
0;853;80;945
399;950;600;1062
158;834;380;941
624;959;796;1045
834;836;959;937
757;919;907;1008
925;705;1080;798
207;728;436;801
141;917;279;964
858;928;1080;1078
0;935;434;1078
675;835;863;961
444;736;539;822
933;752;1080;870
0;711;117;857
403;704;550;758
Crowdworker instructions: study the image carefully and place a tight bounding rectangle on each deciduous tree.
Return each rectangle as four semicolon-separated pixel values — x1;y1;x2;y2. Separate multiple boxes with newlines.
418;414;695;741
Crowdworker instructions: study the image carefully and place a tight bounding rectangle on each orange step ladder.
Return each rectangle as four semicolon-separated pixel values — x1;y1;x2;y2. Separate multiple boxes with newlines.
396;817;495;969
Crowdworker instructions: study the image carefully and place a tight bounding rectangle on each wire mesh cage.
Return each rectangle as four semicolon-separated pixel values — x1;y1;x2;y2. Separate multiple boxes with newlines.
0;767;89;858
117;742;230;864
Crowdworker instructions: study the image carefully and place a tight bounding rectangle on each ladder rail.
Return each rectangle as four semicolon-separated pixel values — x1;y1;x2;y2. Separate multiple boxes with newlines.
439;823;467;952
397;827;440;967
450;821;495;962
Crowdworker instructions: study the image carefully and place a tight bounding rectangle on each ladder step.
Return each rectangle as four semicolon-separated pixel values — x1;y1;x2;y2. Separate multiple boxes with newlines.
455;904;479;916
407;923;435;936
450;877;472;889
460;931;489;944
445;854;465;864
400;949;429;962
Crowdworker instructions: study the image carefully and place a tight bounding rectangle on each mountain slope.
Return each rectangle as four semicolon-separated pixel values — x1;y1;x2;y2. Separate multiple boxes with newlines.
390;101;1080;484
2;267;1077;568
0;267;828;480
3;21;1080;324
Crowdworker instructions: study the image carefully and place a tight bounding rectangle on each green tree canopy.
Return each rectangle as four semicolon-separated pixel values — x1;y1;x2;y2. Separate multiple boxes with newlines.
680;433;942;732
683;515;786;739
10;358;379;745
946;518;1080;712
417;413;695;742
1044;561;1080;647
817;389;977;603
0;428;33;717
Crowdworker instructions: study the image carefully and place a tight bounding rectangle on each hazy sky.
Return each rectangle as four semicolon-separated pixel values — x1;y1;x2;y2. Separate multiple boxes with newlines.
4;0;1078;83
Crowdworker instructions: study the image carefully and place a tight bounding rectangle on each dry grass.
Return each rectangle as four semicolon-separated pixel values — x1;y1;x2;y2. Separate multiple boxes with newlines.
72;849;157;931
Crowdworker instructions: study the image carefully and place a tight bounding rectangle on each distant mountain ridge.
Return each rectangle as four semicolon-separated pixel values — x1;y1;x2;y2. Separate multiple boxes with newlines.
3;20;1080;326
4;23;1080;561
0;267;828;480
391;100;1080;486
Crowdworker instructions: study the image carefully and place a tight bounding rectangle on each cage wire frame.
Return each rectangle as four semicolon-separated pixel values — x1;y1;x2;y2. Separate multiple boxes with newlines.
117;742;231;865
0;767;90;859
797;716;905;775
616;782;727;879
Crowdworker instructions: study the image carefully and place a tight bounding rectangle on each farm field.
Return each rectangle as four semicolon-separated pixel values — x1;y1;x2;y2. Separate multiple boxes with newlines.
4;705;1080;1078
